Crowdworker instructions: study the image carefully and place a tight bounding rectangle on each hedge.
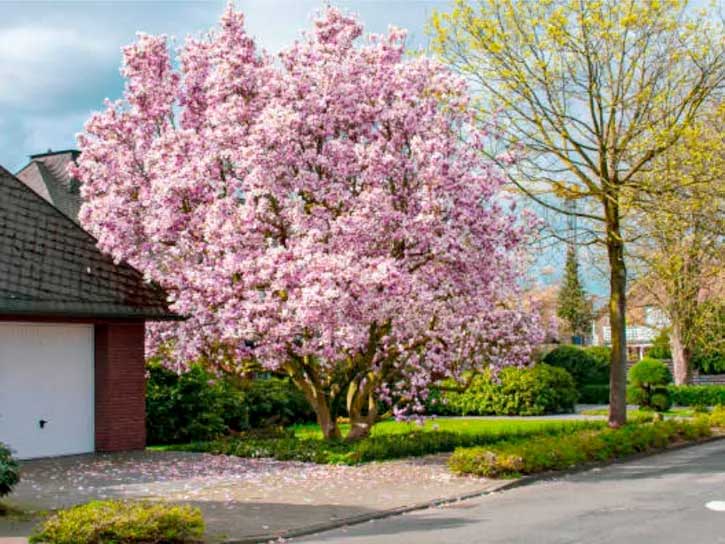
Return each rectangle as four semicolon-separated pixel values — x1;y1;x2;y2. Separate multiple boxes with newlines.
449;418;711;478
669;385;725;407
579;385;725;407
428;363;578;416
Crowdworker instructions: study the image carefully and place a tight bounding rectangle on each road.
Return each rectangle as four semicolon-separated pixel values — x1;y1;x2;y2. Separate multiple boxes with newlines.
296;439;725;544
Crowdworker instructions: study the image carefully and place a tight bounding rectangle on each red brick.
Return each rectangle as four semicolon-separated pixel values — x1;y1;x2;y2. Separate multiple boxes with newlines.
94;323;146;452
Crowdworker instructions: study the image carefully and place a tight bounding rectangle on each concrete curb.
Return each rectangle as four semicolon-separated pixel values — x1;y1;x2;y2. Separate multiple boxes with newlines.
222;434;725;544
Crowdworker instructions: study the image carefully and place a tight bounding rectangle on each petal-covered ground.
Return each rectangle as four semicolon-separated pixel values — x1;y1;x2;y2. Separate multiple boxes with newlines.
5;450;500;542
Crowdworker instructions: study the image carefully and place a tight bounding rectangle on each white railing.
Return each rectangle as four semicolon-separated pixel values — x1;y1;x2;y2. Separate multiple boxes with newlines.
602;325;658;345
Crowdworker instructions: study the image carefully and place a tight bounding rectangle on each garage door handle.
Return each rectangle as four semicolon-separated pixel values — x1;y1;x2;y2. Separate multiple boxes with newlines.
39;419;48;429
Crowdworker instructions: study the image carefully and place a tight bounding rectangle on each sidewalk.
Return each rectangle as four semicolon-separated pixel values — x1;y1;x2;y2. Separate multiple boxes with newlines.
3;450;501;543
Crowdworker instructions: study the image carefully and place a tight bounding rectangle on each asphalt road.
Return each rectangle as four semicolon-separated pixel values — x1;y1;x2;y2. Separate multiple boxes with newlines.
295;439;725;544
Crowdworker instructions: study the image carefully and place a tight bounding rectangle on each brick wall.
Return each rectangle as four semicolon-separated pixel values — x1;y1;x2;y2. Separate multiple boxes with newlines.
94;322;146;452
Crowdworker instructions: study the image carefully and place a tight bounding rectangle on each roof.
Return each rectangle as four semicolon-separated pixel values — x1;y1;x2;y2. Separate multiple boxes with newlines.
16;150;82;223
0;165;179;321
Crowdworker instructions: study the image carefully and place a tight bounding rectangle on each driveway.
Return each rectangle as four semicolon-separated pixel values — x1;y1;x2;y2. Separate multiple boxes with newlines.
2;450;499;542
296;439;725;544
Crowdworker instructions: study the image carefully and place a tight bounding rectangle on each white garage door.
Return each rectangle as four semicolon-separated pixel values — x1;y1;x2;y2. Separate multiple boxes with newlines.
0;323;94;459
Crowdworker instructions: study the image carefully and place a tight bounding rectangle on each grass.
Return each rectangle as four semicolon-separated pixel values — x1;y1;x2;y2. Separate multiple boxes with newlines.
160;418;606;465
290;417;597;439
580;407;696;417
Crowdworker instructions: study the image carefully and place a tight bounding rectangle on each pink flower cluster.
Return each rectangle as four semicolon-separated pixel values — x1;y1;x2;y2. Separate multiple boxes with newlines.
73;6;543;414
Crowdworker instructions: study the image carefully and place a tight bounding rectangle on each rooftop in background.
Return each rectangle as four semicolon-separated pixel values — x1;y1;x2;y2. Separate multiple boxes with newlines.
0;164;178;321
15;149;82;224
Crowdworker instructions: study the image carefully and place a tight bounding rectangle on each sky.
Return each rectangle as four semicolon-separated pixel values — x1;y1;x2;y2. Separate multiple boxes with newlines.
0;0;451;172
0;0;598;293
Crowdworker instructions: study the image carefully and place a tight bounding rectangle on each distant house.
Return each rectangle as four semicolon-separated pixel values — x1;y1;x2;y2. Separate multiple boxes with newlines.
591;284;669;360
16;149;82;223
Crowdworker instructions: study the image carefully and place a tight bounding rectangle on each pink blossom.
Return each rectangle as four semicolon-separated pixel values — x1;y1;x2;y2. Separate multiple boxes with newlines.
73;6;543;417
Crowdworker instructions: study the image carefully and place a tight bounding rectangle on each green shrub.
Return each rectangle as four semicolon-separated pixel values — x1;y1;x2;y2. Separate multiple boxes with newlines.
243;376;315;428
647;329;672;359
692;301;725;374
669;385;725;406
449;419;711;478
174;420;604;465
30;500;204;544
543;345;608;386
431;364;578;416
694;351;725;375
579;384;610;404
0;443;19;497
709;405;725;428
583;346;611;373
627;358;672;411
146;363;248;444
146;365;315;445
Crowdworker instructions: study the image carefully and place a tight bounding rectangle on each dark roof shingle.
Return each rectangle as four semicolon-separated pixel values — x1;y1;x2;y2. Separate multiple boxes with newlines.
0;165;178;320
16;150;83;224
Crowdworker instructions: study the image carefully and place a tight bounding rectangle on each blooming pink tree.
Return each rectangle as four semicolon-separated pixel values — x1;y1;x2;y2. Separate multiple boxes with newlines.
74;7;543;440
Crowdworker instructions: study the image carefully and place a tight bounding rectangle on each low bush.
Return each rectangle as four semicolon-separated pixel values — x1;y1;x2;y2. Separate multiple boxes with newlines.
30;500;204;544
543;345;609;387
0;443;19;498
146;363;248;444
243;376;315;428
449;418;711;478
146;364;315;444
173;419;604;465
669;385;725;407
709;405;725;427
627;358;672;411
429;364;578;417
579;384;610;404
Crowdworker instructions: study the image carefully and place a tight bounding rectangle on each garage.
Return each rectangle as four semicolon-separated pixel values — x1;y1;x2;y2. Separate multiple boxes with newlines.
0;323;94;459
0;164;177;458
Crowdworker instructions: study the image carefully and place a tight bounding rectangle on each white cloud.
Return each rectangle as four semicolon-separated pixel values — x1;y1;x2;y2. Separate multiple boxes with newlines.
0;26;118;110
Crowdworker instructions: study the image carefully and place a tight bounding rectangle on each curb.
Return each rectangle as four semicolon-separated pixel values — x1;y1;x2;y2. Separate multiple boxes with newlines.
221;481;511;544
222;434;725;544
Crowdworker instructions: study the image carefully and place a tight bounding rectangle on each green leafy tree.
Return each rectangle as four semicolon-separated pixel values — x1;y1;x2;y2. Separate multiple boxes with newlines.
431;0;725;426
630;105;725;384
557;245;592;341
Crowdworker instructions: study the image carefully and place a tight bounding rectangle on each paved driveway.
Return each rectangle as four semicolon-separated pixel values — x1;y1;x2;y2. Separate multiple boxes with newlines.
2;450;498;542
297;439;725;544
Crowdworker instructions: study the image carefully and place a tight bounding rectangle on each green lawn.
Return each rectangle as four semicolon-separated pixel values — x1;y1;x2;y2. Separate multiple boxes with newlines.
162;417;606;465
290;417;597;439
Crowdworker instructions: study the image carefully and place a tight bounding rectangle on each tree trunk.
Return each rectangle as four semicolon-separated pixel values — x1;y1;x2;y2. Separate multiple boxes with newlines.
670;323;692;385
344;377;379;442
311;396;341;440
286;369;341;440
346;395;378;442
605;195;628;428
